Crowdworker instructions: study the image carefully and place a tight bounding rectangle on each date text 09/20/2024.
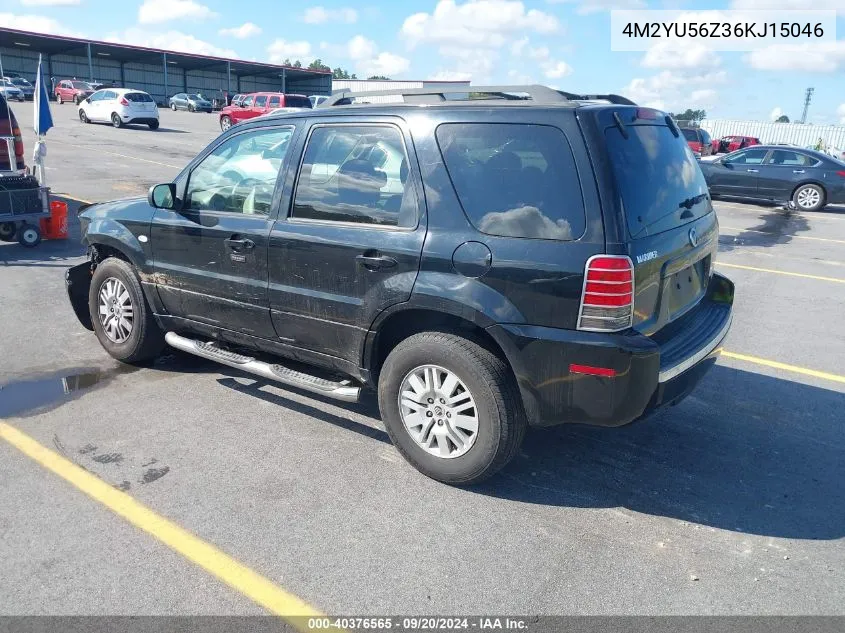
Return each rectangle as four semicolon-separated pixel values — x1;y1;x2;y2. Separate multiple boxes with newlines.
307;617;530;630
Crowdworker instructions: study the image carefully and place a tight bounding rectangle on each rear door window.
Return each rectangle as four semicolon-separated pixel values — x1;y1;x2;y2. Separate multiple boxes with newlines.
269;96;281;108
765;150;816;166
254;95;267;108
725;148;768;165
435;123;585;240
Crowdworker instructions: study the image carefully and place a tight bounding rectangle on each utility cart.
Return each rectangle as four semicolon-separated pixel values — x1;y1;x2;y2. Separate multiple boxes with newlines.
0;134;51;248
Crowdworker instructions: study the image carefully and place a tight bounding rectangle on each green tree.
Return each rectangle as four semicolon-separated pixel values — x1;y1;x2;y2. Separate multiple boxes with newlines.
775;114;790;123
333;68;358;79
669;108;707;122
282;58;303;68
308;59;331;73
367;75;390;80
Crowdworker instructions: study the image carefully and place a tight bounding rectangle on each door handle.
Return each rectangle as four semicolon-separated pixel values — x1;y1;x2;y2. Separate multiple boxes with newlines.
793;170;805;174
356;254;398;270
746;169;759;173
224;237;255;251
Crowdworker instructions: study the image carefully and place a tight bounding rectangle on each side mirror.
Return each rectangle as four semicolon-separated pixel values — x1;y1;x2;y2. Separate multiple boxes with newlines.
149;183;176;210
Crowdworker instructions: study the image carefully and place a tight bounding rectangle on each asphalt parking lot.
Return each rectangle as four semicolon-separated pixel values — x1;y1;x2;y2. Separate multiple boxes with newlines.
1;103;843;617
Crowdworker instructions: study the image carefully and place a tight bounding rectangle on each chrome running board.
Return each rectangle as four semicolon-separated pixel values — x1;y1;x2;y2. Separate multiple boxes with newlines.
164;331;361;402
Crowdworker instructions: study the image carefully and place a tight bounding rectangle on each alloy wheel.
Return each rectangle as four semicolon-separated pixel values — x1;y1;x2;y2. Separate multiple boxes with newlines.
796;187;821;210
98;277;134;343
398;364;479;459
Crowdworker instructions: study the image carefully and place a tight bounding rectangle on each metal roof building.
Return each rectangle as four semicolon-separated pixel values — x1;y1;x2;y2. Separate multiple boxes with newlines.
0;28;332;105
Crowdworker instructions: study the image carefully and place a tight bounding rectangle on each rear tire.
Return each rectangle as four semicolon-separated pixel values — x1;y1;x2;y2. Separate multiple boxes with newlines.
111;113;123;128
57;94;63;105
220;116;231;131
88;258;165;364
170;103;177;111
148;120;159;130
188;104;195;113
792;184;825;212
0;222;16;242
377;332;526;485
79;109;89;124
17;223;41;248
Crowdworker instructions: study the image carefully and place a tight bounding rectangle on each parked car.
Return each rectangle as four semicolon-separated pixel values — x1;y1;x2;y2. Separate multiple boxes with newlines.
219;92;312;131
309;95;329;107
88;80;120;91
169;93;213;113
712;135;760;154
55;79;94;105
699;145;845;211
65;85;734;485
680;127;713;157
0;79;25;102
78;88;159;129
231;93;247;107
4;77;34;100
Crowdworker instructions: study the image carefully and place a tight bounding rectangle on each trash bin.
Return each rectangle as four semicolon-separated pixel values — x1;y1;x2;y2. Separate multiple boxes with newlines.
39;199;68;240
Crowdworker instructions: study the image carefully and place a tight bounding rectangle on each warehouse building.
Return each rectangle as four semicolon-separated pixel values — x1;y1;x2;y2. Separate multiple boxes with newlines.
0;28;332;105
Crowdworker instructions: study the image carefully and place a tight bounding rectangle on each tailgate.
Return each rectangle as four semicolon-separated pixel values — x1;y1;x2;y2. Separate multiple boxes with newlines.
603;112;717;336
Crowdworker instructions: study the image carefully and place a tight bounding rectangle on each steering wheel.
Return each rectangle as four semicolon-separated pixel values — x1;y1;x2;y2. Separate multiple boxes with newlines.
230;177;275;214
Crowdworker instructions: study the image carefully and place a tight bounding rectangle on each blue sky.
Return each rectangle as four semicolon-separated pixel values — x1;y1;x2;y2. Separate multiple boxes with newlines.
1;0;844;122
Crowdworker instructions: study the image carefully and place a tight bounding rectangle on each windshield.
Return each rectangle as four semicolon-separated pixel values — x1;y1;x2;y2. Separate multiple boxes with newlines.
11;78;30;86
71;81;91;90
606;123;710;237
284;95;313;109
187;94;200;100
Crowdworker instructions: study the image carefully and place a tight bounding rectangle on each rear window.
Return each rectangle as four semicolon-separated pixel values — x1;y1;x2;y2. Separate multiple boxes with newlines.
71;81;90;90
125;92;153;103
284;95;312;109
681;128;698;142
605;124;710;237
436;123;586;241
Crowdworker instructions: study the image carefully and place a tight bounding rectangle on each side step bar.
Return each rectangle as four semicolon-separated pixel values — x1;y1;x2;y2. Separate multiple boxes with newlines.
164;332;361;402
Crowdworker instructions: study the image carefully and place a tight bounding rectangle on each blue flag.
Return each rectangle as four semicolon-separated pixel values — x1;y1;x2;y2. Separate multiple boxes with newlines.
34;54;53;137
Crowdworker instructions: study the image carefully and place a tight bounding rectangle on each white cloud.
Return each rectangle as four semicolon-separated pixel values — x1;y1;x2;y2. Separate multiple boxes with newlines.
267;39;313;62
746;41;845;72
642;42;721;69
348;35;377;60
838;104;845;125
516;45;572;79
138;0;216;25
302;6;358;24
401;0;559;50
358;52;411;77
731;0;845;15
219;22;261;39
343;35;409;77
770;106;784;121
545;0;645;15
108;28;237;57
544;61;572;78
623;70;727;111
0;12;82;36
20;0;80;6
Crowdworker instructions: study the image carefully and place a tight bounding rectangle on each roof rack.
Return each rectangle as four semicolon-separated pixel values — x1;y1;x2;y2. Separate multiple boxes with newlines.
322;84;636;107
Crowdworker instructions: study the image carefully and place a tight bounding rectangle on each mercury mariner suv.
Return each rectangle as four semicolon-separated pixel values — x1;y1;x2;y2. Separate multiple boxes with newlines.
66;85;734;485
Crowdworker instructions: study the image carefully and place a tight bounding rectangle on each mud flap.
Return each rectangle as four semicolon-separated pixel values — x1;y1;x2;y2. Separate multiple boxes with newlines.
66;262;94;331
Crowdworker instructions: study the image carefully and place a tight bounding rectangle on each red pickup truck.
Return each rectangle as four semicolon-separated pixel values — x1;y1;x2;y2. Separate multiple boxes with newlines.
55;79;95;105
219;92;311;131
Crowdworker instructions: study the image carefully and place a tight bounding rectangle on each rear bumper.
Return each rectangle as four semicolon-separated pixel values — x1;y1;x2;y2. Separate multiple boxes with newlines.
124;117;159;125
489;273;734;428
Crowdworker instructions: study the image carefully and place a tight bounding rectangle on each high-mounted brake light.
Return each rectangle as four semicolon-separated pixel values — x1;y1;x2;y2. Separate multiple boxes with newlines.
577;255;635;332
636;107;660;120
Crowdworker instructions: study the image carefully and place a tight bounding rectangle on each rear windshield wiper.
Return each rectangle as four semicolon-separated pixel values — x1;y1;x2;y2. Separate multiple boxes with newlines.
678;193;709;210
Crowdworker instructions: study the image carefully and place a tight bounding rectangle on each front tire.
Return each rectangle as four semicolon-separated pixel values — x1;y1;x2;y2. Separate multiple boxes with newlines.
89;258;165;363
111;113;123;128
170;102;177;111
79;109;89;123
792;184;825;212
17;223;41;248
378;332;526;485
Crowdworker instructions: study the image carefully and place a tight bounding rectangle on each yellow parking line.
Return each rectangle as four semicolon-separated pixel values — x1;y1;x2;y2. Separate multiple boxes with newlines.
720;226;845;245
718;262;845;283
54;193;94;205
0;422;321;626
722;351;845;385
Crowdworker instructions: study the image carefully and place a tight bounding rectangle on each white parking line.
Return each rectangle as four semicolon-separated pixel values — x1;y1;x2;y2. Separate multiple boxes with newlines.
715;202;845;222
720;226;845;245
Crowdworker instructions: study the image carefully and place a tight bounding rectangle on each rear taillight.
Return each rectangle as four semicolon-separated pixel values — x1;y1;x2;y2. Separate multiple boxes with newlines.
577;255;634;332
837;170;845;178
119;97;129;106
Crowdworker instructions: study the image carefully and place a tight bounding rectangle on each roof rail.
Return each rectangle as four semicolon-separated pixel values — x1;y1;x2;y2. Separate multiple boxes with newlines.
322;84;635;107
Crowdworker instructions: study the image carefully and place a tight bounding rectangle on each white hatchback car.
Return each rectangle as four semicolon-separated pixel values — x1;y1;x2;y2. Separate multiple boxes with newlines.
78;88;159;129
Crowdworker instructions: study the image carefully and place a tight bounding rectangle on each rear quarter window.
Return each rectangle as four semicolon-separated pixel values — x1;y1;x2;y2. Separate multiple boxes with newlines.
284;96;313;108
435;123;586;241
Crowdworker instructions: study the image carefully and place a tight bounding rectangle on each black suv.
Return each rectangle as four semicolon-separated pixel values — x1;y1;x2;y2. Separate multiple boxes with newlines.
66;85;734;485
